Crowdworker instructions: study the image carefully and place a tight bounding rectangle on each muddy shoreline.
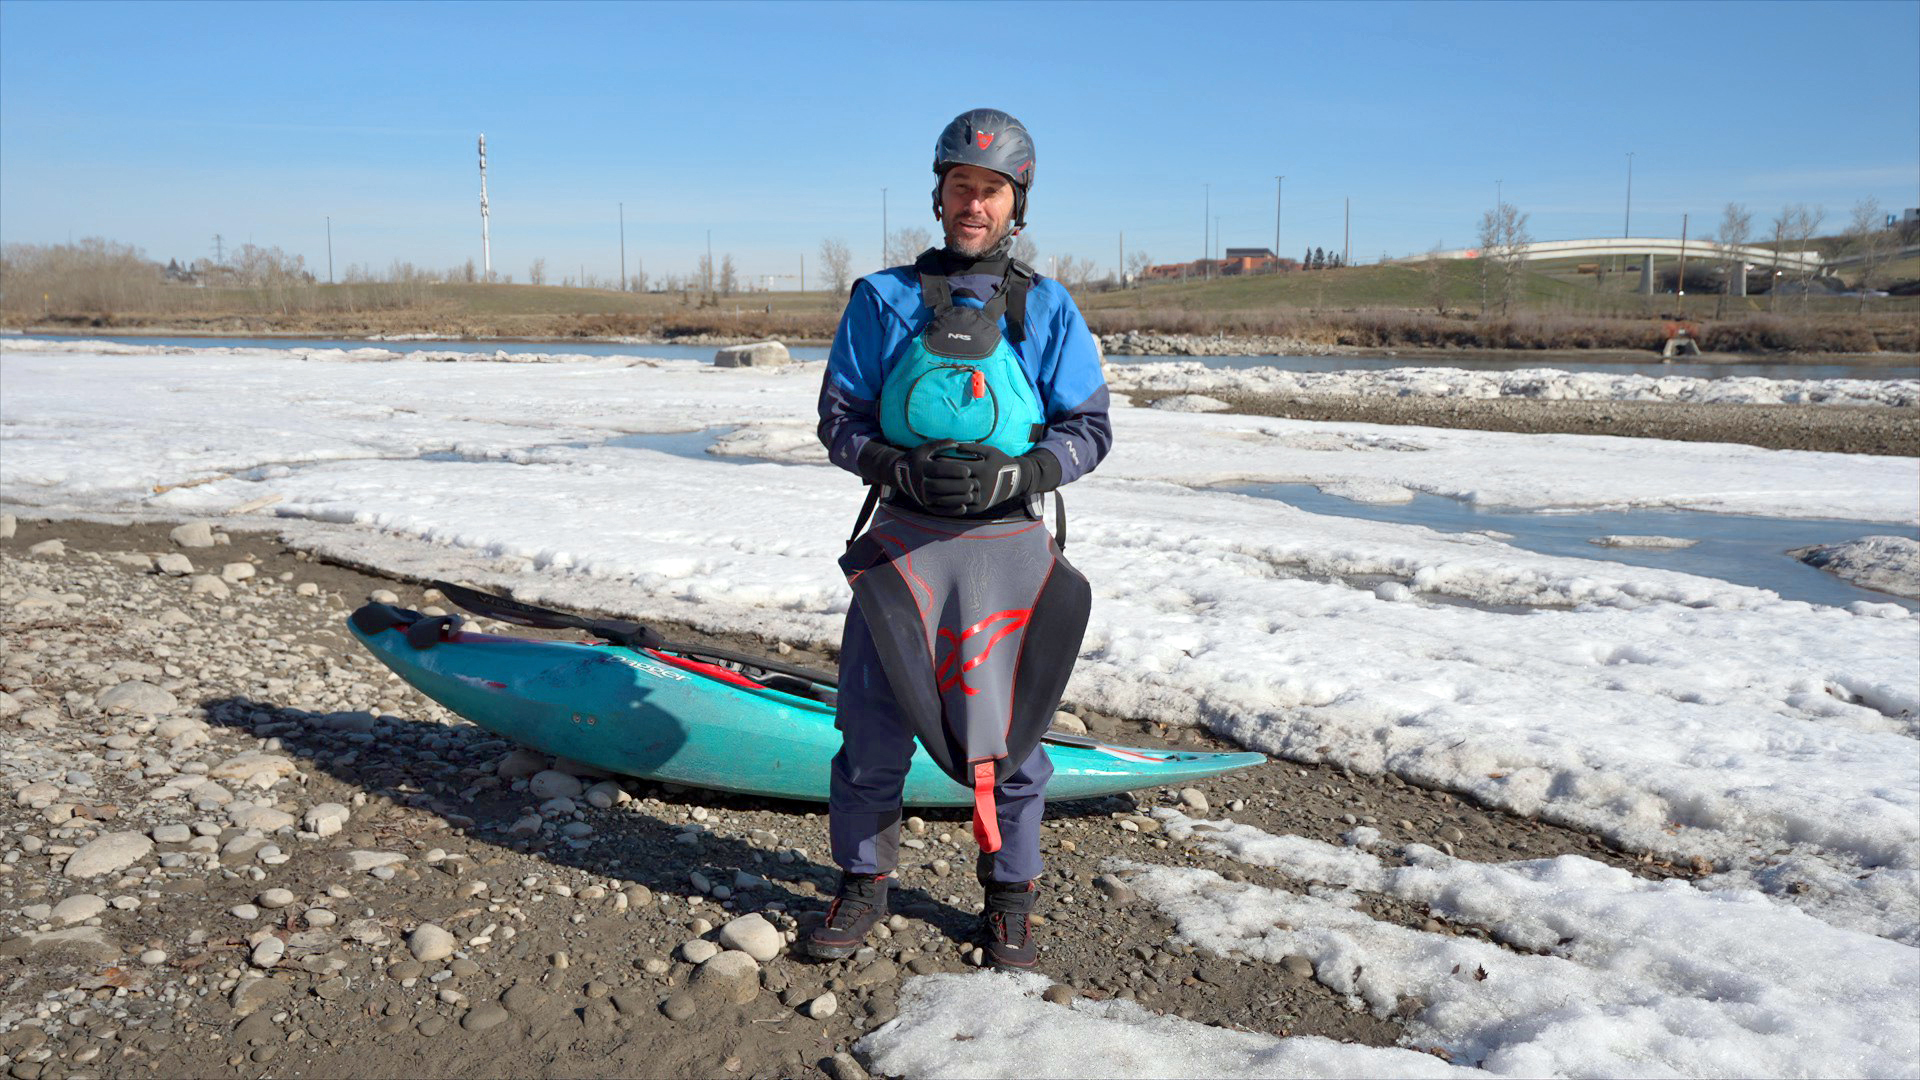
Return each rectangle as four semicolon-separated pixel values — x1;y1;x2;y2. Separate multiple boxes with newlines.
0;515;1708;1079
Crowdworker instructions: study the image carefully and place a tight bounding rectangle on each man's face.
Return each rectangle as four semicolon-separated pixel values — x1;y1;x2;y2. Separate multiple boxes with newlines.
939;164;1016;257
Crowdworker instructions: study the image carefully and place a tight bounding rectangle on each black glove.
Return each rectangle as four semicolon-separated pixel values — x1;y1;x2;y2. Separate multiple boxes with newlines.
855;439;975;512
948;444;1062;514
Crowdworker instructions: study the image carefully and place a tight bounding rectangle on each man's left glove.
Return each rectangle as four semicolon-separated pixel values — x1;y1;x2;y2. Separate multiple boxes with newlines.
948;444;1062;514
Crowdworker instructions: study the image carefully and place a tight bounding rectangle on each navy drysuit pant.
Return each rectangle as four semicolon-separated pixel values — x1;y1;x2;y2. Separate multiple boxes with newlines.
828;599;1051;884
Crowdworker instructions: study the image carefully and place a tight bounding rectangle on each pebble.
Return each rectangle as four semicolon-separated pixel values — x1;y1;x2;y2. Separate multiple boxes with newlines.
189;574;231;599
256;888;295;909
409;923;457;962
62;831;153;878
1042;984;1076;1005
1281;954;1316;979
304;908;337;928
717;913;783;961
1179;787;1210;813
661;993;697;1021
27;538;66;556
680;938;719;964
49;893;107;925
528;770;584;799
139;948;168;966
151;823;192;844
250;936;285;968
95;682;179;716
461;1003;508;1031
304;802;351;837
826;1053;872;1080
230;903;261;920
804;991;838;1019
691;950;761;1004
169;522;215;548
1092;874;1137;904
155;552;195;576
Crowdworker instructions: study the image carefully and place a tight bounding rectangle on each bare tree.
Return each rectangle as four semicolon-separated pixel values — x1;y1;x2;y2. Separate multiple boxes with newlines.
1715;202;1752;318
1846;197;1891;312
1789;205;1825;313
1475;202;1532;318
1011;233;1038;267
818;239;853;295
885;226;933;266
1052;253;1094;288
1767;206;1795;313
695;253;714;298
717;254;738;297
1422;244;1450;314
1124;250;1152;285
527;258;547;286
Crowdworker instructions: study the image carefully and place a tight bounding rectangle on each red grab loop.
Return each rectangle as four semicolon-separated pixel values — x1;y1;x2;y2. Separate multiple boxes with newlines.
969;370;986;399
971;761;1001;852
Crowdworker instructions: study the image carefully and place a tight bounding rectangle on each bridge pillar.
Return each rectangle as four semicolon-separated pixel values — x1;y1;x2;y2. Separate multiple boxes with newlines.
1730;262;1747;297
1637;254;1655;295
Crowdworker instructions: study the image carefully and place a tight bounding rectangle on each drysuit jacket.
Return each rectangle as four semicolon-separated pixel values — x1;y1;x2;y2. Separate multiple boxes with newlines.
817;265;1112;491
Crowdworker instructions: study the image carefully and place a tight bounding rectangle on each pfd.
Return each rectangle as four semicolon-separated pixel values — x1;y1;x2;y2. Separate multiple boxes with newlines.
878;252;1043;457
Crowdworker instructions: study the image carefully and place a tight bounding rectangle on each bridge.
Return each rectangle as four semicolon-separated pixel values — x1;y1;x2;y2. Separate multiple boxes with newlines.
1408;237;1828;295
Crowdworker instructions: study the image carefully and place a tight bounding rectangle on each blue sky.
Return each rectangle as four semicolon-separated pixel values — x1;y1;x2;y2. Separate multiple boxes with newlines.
2;0;1914;286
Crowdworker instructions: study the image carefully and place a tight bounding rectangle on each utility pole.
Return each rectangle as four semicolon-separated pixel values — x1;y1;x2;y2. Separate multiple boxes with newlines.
1624;152;1634;237
1203;183;1210;279
212;234;224;265
619;203;626;291
478;134;491;282
325;217;333;284
1274;176;1284;267
1677;212;1689;313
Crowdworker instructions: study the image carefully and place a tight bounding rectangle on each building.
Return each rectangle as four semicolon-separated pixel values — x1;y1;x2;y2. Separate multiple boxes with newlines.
1141;249;1294;281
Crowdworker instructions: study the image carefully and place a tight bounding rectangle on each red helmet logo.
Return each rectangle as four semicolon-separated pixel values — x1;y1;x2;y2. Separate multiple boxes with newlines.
975;132;995;150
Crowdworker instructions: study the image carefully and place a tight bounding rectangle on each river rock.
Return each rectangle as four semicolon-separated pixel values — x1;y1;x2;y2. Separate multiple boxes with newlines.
344;850;407;872
661;992;697;1021
1281;953;1315;979
250;936;285;968
462;1002;508;1031
1179;787;1209;814
232;805;296;831
155;553;194;576
209;751;297;784
527;770;583;799
170;522;215;548
256;888;295;909
691;950;760;1004
189;574;231;599
713;341;790;367
717;913;782;961
583;780;625;809
804;991;838;1019
304;802;350;837
64;832;153;878
0;514;13;538
0;926;121;963
680;938;719;964
50;894;108;925
409;923;457;962
27;539;64;557
221;561;256;583
495;749;547;779
230;976;291;1017
97;681;178;715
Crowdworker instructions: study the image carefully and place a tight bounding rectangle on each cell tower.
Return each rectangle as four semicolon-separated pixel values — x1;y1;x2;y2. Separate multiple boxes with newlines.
478;134;492;282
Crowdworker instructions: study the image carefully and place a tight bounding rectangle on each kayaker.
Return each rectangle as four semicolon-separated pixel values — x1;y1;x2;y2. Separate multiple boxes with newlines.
811;107;1112;970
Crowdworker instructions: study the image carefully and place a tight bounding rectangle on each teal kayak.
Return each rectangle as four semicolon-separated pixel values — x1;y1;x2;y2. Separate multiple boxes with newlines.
347;603;1265;807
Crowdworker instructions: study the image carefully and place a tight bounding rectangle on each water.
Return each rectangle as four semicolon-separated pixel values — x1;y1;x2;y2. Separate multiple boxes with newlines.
13;333;829;365
16;333;1909;381
1108;351;1918;382
1225;482;1920;611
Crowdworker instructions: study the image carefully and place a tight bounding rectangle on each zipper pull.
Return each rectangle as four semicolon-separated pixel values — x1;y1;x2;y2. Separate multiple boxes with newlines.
970;370;986;399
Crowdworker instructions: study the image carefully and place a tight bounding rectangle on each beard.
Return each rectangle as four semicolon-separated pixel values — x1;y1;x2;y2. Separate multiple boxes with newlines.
942;216;1013;259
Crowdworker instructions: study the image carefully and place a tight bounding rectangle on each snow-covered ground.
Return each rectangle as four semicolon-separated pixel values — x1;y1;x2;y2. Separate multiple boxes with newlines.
1107;359;1920;407
4;339;1917;1076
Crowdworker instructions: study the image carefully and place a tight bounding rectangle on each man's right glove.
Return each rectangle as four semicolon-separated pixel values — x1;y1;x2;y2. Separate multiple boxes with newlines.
855;439;975;513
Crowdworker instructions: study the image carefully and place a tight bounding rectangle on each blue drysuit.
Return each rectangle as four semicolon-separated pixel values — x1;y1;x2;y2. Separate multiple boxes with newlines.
817;263;1111;884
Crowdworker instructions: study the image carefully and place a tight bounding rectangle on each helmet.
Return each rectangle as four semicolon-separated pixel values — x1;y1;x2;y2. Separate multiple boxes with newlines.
931;108;1035;228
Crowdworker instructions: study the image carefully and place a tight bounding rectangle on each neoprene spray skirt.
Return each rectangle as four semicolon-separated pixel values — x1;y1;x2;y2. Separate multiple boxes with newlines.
838;504;1091;850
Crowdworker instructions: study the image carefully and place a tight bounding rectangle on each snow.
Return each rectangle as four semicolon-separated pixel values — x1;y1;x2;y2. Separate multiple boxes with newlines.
1105;360;1920;408
1589;534;1699;548
1114;816;1920;1077
5;339;1918;1075
859;971;1482;1079
1794;535;1920;600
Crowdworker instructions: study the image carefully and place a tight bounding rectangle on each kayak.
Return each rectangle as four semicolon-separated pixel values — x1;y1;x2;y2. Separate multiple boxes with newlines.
347;599;1265;807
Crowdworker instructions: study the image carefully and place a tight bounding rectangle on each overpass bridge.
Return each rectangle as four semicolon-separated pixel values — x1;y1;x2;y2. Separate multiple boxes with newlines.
1410;237;1828;295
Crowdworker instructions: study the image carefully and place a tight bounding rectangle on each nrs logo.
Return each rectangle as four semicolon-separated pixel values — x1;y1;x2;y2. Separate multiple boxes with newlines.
945;332;972;341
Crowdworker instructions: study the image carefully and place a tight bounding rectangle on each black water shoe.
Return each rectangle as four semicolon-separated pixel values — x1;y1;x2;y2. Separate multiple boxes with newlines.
806;872;889;960
981;878;1039;970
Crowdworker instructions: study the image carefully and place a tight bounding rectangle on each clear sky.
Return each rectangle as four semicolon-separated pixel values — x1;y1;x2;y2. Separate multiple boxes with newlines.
2;0;1915;287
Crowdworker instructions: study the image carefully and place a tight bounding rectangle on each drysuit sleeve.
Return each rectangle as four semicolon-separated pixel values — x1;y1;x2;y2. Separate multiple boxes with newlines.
1030;292;1112;486
818;279;904;477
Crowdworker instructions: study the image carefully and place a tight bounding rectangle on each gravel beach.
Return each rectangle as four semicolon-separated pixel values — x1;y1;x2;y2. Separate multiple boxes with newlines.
0;515;1712;1079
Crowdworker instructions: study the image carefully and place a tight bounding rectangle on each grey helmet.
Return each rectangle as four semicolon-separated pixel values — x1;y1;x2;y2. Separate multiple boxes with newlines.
931;108;1036;228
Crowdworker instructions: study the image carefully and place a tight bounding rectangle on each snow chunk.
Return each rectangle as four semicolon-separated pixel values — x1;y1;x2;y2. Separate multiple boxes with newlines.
1794;535;1920;600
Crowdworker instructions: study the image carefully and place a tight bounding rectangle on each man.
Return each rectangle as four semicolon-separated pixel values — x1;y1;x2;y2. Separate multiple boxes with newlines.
811;108;1111;970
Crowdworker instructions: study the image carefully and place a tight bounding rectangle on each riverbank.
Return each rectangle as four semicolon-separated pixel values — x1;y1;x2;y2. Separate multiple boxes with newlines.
0;515;1692;1079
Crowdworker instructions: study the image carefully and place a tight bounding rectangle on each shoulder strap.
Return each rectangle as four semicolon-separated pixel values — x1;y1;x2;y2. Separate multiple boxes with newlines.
846;485;882;549
1003;259;1035;346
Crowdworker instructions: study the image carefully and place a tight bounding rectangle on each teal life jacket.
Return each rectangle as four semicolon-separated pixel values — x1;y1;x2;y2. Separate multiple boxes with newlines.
878;255;1044;458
